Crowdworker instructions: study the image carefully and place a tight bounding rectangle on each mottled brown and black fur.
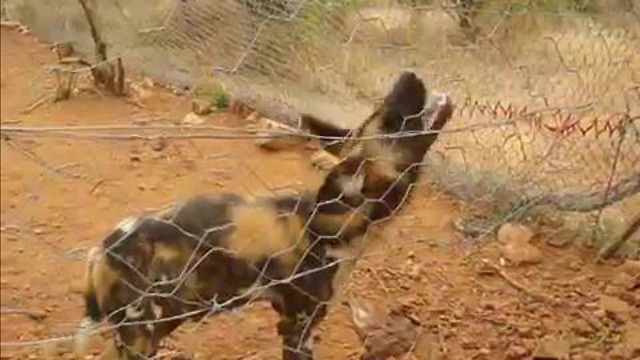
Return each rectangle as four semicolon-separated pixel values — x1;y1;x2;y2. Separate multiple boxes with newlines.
77;192;347;360
75;72;453;360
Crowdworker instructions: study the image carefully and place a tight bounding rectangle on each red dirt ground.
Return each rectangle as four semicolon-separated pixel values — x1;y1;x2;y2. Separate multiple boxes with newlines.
1;27;639;360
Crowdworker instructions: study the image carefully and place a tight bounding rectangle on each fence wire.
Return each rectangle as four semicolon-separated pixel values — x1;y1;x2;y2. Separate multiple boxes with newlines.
1;0;640;359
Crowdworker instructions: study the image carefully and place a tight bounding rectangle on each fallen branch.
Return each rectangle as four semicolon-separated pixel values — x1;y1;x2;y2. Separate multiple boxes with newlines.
21;95;52;115
0;307;47;321
598;214;640;260
480;260;557;304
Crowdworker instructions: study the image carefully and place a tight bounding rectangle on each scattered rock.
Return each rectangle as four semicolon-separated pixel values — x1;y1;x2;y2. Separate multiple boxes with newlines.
619;260;640;276
579;349;604;360
461;337;478;350
611;272;636;290
348;297;422;360
402;258;423;280
498;223;535;245
349;297;388;338
506;344;530;359
148;137;167;152
568;260;583;272
623;322;640;354
191;98;214;115
501;240;543;266
517;326;535;338
571;319;595;337
129;82;151;101
476;348;491;357
498;223;543;266
545;235;572;248
182;112;206;125
244;111;261;124
253;117;304;151
142;77;155;88
532;336;570;359
599;295;631;321
608;343;632;360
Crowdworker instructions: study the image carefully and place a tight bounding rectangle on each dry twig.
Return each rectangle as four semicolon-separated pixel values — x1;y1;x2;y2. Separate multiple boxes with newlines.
0;307;47;321
480;260;557;304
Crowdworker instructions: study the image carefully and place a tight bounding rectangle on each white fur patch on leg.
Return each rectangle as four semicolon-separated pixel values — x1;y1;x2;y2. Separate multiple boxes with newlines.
125;304;145;319
339;174;364;197
304;334;314;351
115;216;139;233
86;246;102;264
74;317;98;359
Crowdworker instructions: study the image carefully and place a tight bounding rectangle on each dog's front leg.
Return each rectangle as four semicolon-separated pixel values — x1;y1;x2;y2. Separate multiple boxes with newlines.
275;291;328;360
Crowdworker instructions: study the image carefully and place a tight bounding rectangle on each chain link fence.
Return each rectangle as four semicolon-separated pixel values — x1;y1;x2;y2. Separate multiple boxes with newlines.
7;0;636;246
1;0;640;358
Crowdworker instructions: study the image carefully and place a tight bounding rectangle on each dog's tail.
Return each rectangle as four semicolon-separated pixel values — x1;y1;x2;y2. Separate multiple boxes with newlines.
74;245;105;359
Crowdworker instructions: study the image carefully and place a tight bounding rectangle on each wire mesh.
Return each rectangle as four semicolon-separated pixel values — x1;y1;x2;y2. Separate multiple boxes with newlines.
1;0;640;359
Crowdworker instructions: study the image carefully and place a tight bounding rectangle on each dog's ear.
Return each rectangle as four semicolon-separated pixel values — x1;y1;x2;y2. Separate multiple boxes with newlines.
382;71;427;119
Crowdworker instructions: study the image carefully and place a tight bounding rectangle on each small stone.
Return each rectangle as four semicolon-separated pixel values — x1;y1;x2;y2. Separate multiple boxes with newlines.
619;260;640;277
461;337;478;349
506;344;530;359
502;241;543;266
604;284;624;297
129;153;142;162
568;261;583;271
545;235;572;248
571;319;595;337
142;77;155;88
149;137;167;152
477;348;491;356
623;323;640;353
579;349;603;360
518;326;535;338
611;272;636;289
129;82;151;100
498;223;535;245
532;336;570;359
182;112;206;125
479;300;497;311
498;223;542;266
191;98;214;115
593;309;606;319
244;111;261;123
599;295;631;320
607;344;631;360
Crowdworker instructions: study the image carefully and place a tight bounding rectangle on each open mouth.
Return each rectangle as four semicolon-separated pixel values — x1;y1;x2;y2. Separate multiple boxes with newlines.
423;92;449;129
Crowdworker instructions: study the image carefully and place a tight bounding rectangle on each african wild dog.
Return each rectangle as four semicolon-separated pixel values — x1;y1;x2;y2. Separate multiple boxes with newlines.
74;71;453;360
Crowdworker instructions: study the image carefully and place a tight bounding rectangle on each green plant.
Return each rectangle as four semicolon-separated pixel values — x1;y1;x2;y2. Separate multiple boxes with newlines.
212;87;230;109
195;78;229;109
